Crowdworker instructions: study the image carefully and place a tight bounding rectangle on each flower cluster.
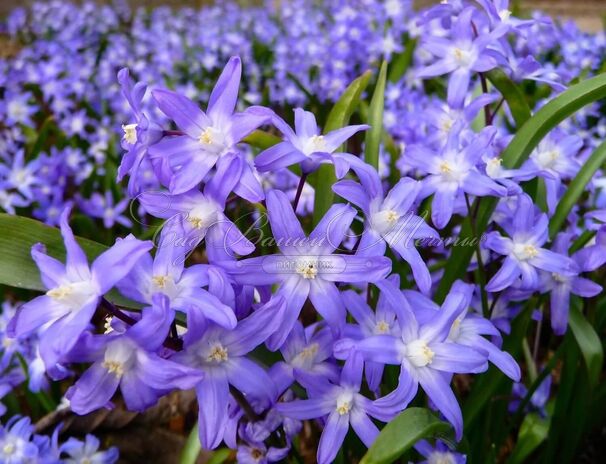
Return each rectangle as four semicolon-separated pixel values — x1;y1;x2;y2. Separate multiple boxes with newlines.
1;0;606;463
0;416;118;463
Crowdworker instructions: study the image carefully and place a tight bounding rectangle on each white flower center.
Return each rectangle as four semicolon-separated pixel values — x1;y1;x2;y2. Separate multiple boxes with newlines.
151;274;180;300
406;339;435;367
451;46;474;68
486;157;503;178
291;343;320;369
428;451;457;464
11;169;29;185
552;273;568;283
122;123;138;144
371;209;400;235
498;9;512;21
534;148;560;170
438;160;466;183
198;126;227;154
301;134;327;156
374;320;391;334
46;281;96;311
102;340;135;378
296;258;319;279
206;343;229;363
512;243;539;261
335;391;354;415
7;100;27;122
2;442;15;456
187;201;219;230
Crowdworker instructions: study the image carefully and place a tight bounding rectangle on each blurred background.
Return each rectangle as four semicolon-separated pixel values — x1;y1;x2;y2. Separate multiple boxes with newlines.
1;0;605;31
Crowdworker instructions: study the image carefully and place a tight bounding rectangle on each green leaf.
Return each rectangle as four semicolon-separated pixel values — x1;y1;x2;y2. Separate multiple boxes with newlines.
0;213;138;307
485;69;532;127
436;72;606;302
569;303;604;388
360;407;453;464
365;60;388;170
506;413;549;464
312;70;372;225
179;424;201;464
549;139;606;237
28;115;55;160
388;37;417;83
207;449;231;464
242;130;282;151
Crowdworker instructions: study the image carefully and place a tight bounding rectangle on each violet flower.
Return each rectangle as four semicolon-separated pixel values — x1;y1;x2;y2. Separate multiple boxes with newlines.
60;434;119;464
416;7;506;108
270;321;339;394
0;416;39;463
66;294;203;414
407;126;506;229
116;67;163;196
410;289;521;380
255;108;368;175
171;296;285;449
335;279;488;439
539;233;602;335
149;56;271;198
116;231;237;329
484;194;579;292
277;352;396;464
138;152;254;262
220;189;391;349
333;160;438;294
8;208;152;373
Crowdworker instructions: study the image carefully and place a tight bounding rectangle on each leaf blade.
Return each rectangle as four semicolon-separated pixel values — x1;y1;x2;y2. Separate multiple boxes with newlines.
365;60;388;170
312;70;372;225
360;407;452;464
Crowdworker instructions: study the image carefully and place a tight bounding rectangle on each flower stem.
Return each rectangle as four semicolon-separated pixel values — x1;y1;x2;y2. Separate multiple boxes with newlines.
293;172;308;211
179;423;201;464
464;194;489;316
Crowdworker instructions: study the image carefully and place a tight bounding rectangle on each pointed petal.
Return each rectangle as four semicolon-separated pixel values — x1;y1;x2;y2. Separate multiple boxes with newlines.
152;89;209;137
486;257;520;292
92;236;153;294
31;244;65;289
255;141;307;172
59;208;90;281
197;374;230;450
310;203;356;253
322;125;369;153
429;342;488;373
66;363;119;415
208;56;241;126
224;296;285;355
266;190;306;252
317;412;349;464
416;367;462;440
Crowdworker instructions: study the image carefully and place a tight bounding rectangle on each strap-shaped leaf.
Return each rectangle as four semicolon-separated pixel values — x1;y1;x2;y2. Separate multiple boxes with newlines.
486;69;532;127
365;60;388;169
0;213;137;307
569;303;604;388
506;413;549;464
549;139;606;237
312;70;372;225
436;72;606;302
361;408;453;464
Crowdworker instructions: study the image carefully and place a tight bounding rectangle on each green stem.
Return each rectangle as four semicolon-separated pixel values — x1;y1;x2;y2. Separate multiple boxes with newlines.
522;338;538;382
465;194;489;316
179;424;201;464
